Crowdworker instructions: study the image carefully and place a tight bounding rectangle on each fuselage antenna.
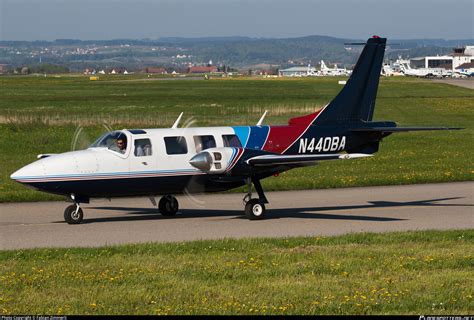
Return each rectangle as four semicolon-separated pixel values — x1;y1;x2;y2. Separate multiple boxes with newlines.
172;112;184;129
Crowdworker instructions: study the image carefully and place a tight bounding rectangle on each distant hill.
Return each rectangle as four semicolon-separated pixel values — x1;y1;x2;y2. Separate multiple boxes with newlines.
159;35;357;67
0;35;472;71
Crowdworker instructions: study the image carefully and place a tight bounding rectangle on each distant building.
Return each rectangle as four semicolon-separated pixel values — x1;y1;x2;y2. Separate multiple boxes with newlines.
83;68;96;75
187;66;218;73
253;69;278;76
107;68;128;74
146;67;167;74
0;64;9;74
410;46;474;71
456;62;474;70
278;66;316;77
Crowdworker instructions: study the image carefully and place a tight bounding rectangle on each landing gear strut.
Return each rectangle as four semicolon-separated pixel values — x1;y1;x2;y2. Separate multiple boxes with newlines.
243;177;268;220
159;194;179;216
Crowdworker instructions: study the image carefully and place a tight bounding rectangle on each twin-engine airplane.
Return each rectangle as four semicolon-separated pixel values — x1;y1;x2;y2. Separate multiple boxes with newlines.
11;36;459;224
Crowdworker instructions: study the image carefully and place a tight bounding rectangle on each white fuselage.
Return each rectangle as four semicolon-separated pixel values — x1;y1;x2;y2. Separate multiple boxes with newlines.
10;126;243;195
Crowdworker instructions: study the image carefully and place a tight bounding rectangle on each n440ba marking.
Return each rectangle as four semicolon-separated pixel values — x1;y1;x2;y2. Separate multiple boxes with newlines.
299;136;346;153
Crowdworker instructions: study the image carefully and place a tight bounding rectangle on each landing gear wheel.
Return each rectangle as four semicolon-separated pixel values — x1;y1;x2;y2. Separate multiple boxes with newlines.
245;199;266;220
159;195;179;216
64;204;83;224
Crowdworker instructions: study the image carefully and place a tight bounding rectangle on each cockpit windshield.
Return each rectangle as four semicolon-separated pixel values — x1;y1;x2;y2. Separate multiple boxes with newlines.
89;131;128;154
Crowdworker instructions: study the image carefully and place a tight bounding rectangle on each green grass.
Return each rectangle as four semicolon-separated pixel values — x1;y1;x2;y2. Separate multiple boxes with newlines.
0;76;472;202
0;230;472;315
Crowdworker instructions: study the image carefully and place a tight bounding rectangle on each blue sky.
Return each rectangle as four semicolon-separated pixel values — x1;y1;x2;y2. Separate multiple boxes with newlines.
1;0;472;40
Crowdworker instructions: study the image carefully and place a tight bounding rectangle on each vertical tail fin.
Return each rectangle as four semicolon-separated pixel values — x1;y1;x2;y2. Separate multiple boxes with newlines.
316;36;386;123
320;60;328;71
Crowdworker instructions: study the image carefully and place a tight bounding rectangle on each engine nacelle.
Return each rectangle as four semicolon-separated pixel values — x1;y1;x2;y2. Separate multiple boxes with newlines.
189;147;242;174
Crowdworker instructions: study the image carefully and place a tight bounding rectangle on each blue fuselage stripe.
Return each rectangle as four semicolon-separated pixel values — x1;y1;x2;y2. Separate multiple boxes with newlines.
232;126;251;147
246;126;269;150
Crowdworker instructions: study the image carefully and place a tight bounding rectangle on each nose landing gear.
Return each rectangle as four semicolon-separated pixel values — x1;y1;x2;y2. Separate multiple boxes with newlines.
64;203;83;224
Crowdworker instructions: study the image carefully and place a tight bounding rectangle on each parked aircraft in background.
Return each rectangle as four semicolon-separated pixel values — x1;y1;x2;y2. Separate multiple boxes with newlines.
306;64;319;76
320;60;351;76
381;64;403;76
11;36;459;224
454;68;474;77
398;62;452;78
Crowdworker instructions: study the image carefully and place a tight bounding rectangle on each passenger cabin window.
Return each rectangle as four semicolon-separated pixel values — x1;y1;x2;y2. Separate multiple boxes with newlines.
194;135;216;152
164;136;188;155
134;138;152;157
222;134;242;148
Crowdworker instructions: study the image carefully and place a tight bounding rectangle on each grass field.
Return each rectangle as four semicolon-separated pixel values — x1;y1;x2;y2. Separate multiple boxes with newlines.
0;230;472;315
0;75;472;202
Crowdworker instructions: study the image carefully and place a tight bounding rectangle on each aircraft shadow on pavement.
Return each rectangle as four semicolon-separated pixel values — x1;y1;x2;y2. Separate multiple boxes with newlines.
77;196;470;224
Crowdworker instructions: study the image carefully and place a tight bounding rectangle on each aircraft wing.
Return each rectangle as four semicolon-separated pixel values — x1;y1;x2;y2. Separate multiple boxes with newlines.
247;153;372;166
351;127;461;133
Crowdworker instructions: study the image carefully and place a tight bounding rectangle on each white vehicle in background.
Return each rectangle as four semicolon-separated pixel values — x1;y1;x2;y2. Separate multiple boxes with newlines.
320;60;351;76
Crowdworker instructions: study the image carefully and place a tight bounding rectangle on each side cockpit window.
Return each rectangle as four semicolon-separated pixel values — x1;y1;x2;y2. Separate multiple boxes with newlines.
222;134;242;148
134;139;152;157
90;131;128;154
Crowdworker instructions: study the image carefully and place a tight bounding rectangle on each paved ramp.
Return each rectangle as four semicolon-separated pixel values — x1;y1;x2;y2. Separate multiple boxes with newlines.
1;182;472;250
430;79;474;89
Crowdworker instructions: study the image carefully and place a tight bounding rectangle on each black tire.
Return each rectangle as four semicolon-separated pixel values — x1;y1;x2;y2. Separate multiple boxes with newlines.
64;204;83;224
159;195;179;216
245;199;266;220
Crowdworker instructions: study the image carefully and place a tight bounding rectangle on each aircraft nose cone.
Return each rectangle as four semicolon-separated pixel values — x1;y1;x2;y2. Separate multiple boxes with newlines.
10;169;21;181
10;166;29;181
189;152;212;172
10;161;44;182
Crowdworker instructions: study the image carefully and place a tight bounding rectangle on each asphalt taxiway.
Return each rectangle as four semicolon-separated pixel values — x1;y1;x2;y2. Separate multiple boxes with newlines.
0;182;472;249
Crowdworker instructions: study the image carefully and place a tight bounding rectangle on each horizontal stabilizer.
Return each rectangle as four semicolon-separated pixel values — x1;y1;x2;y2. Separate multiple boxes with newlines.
247;153;372;166
351;127;462;133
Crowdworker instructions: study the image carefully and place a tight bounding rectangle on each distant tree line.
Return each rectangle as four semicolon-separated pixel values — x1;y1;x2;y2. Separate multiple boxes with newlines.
13;63;69;74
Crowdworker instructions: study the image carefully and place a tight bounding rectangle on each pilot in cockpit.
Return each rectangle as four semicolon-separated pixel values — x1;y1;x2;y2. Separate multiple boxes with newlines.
115;137;127;154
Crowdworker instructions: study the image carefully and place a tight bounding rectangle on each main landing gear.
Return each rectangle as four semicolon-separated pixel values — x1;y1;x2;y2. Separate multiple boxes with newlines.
158;194;179;216
149;194;179;216
243;177;268;220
